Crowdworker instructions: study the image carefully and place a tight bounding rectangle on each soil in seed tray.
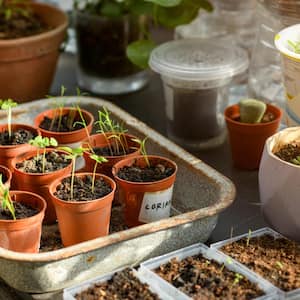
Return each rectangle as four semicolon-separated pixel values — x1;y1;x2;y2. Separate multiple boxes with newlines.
274;143;300;164
55;175;112;201
0;201;38;220
93;145;135;157
117;164;175;182
0;129;36;145
155;254;264;300
39;114;85;132
16;152;70;173
221;234;300;292
75;268;160;300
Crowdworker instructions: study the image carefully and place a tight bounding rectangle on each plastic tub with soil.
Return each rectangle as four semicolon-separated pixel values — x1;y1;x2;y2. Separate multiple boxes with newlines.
211;227;300;299
140;243;277;300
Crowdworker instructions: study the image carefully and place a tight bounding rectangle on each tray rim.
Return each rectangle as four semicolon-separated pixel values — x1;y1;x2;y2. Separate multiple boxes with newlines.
0;96;236;262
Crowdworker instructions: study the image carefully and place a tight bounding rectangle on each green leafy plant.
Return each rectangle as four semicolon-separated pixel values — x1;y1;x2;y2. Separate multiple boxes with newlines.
29;136;58;173
131;137;150;167
288;40;300;54
0;174;15;220
89;154;108;193
74;0;213;68
0;99;18;140
0;0;30;21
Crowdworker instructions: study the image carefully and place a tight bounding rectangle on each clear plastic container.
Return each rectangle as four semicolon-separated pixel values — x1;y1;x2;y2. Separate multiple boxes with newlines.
139;243;278;299
211;227;300;300
149;39;249;151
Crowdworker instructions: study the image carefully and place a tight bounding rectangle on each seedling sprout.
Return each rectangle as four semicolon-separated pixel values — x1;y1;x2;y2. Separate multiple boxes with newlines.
232;273;243;286
131;137;150;167
0;174;15;220
0;99;18;140
288;40;300;54
246;229;252;247
89;154;108;193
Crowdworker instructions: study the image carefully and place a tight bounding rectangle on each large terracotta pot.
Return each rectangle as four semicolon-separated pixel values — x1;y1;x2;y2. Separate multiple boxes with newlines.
112;155;177;228
0;2;68;102
0;191;46;253
259;127;300;241
225;103;282;170
49;173;116;247
11;149;72;224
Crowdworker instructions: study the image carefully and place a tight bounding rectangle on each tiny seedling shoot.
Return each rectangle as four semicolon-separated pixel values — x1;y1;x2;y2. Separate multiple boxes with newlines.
288;40;300;54
131;137;150;167
232;273;243;286
246;229;252;247
89;154;108;193
0;174;15;220
29;136;58;173
0;99;18;140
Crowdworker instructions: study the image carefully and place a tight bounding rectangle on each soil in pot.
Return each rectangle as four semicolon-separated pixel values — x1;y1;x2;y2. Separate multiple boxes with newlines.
54;175;112;201
232;111;276;123
0;129;36;145
273;143;300;164
155;254;265;299
93;145;136;157
0;202;38;220
75;268;159;300
220;234;300;292
16;152;71;173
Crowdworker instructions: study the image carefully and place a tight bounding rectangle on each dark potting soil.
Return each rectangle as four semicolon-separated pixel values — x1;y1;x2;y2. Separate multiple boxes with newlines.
93;145;135;157
0;10;50;39
75;268;160;300
0;129;36;145
221;234;300;292
233;111;276;123
16;152;71;173
274;143;300;165
39;114;85;132
0;201;38;220
155;254;264;300
117;163;174;182
55;175;112;202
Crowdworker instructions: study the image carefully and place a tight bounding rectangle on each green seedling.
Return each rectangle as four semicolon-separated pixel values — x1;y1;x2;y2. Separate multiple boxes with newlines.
246;229;252;247
275;261;284;270
288;40;300;54
73;104;90;140
232;273;243;286
29;136;58;173
89;154;108;193
0;0;31;21
0;174;15;220
220;257;232;272
0;99;18;140
59;147;86;200
239;99;267;124
131;137;150;167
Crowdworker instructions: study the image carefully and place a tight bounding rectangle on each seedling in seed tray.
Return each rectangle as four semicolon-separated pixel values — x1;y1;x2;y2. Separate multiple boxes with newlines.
246;229;252;246
0;99;18;140
0;175;15;220
232;273;243;286
275;261;284;270
131;137;150;167
29;136;58;173
89;154;108;193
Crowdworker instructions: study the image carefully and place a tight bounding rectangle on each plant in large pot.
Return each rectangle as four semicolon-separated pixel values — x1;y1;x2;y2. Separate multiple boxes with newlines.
0;0;68;102
73;0;213;95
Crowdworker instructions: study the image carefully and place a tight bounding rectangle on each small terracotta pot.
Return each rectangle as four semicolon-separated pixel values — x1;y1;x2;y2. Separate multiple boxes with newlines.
112;155;177;228
0;2;68;102
82;133;141;177
0;165;12;190
34;107;94;148
49;173;116;247
0;124;40;172
11;149;72;224
225;104;282;170
0;191;46;253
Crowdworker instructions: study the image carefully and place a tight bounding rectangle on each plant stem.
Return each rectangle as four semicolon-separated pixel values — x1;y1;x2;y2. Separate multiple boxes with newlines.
70;157;76;200
42;149;46;173
8;106;11;139
92;161;97;194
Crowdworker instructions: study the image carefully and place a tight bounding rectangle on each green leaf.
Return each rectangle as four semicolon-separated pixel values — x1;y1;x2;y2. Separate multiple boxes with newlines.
145;0;182;7
100;1;123;17
129;1;153;15
126;39;156;69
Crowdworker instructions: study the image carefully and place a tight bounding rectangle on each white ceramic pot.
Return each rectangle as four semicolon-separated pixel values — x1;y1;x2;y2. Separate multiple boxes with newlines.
259;127;300;241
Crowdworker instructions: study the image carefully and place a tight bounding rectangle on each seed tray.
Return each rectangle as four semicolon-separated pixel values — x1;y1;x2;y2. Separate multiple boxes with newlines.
0;96;235;293
211;227;300;300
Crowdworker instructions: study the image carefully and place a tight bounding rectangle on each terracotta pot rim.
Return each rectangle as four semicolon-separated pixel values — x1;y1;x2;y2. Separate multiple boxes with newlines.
34;107;94;137
112;155;178;185
0;191;46;224
225;103;282;127
0;165;12;184
49;172;116;204
11;149;72;176
0;2;68;47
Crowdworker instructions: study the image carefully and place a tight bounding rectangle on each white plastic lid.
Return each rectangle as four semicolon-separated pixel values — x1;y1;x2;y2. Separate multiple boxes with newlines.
150;39;249;85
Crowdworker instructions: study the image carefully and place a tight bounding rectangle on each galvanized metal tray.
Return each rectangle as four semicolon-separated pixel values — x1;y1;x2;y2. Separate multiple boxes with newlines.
0;97;235;293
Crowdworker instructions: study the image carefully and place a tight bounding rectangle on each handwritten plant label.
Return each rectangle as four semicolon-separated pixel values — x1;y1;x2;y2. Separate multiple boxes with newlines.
138;186;174;223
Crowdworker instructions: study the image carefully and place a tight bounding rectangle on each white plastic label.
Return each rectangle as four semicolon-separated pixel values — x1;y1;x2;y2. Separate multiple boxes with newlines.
138;186;174;223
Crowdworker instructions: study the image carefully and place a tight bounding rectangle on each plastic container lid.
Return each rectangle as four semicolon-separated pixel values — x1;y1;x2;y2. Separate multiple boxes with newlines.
150;38;249;85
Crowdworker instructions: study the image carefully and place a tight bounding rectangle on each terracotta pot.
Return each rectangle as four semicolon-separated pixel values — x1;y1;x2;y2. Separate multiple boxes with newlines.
0;191;46;253
225;104;282;170
112;155;178;228
11;149;72;224
0;123;40;172
34;107;94;148
49;173;116;247
259;127;300;241
82;133;140;177
0;165;12;189
0;2;68;102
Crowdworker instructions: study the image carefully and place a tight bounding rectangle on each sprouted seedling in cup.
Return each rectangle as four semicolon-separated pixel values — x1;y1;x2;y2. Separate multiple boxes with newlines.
89;154;108;193
131;137;150;167
288;40;300;54
29;136;58;173
0;99;18;140
0;174;15;220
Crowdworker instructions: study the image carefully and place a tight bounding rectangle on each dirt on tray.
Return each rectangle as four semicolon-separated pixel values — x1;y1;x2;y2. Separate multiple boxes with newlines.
155;254;265;300
221;234;300;292
0;129;36;145
0;201;38;220
39;114;85;132
75;268;159;300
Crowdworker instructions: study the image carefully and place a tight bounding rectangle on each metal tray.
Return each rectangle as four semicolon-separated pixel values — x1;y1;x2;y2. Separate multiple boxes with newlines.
0;97;235;293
